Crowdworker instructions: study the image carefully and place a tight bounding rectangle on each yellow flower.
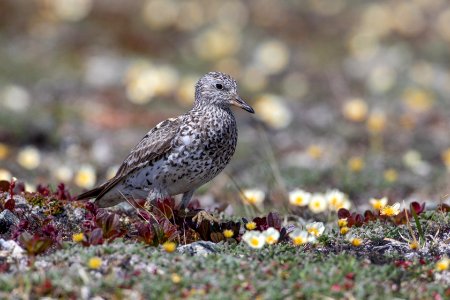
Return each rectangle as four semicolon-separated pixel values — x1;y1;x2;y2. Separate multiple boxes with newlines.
0;143;10;160
347;235;363;247
289;229;315;246
162;241;177;253
383;169;398;183
242;189;265;206
54;165;73;183
442;148;450;169
306;145;324;160
88;257;102;269
402;88;434;113
308;194;327;213
369;197;388;211
435;257;449;272
242;231;265;249
74;164;96;189
367;110;387;134
288;189;311;207
245;221;257;231
254;39;290;75
305;222;325;237
72;233;85;243
263;227;280;245
340;227;350;235
342;98;368;122
17;146;41;170
348;156;365;172
171;273;182;284
351;238;363;247
223;229;234;238
326;190;350;211
337;218;348;228
409;241;419;250
380;203;401;217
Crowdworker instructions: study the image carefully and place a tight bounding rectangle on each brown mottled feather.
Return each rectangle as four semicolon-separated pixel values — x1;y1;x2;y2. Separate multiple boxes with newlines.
76;117;182;201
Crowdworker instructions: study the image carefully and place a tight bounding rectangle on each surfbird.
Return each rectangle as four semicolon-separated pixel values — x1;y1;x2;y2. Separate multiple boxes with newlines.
76;72;254;212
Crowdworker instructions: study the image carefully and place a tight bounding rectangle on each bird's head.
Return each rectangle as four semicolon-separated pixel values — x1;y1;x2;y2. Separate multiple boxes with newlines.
194;72;254;113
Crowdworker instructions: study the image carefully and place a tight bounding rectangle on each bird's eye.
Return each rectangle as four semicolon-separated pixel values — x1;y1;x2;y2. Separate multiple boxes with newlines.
215;83;223;90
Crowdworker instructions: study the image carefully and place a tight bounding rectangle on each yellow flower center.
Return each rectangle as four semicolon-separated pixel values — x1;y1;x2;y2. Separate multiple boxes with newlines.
381;206;399;216
171;273;181;283
294;196;304;205
436;259;449;272
293;236;306;245
250;237;260;247
383;169;398;183
307;145;323;160
308;228;319;236
340;227;349;235
72;233;84;243
266;236;276;244
409;241;419;250
337;219;348;228
351;238;362;247
246;222;256;230
163;241;177;253
223;229;234;238
88;257;102;269
373;201;384;210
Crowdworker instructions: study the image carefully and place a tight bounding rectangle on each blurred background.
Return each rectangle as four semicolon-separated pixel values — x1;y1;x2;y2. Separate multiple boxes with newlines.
0;0;449;208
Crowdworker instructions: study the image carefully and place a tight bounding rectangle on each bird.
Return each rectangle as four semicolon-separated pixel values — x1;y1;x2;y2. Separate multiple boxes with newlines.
76;71;254;212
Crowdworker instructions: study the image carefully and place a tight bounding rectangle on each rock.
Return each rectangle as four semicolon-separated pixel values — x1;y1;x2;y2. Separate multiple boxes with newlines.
0;239;25;262
177;241;218;256
0;209;19;234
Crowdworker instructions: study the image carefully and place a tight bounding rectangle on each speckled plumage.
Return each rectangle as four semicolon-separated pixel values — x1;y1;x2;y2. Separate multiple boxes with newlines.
76;72;254;209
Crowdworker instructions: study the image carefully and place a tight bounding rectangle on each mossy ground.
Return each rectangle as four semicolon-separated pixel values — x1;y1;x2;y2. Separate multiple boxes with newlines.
1;205;449;300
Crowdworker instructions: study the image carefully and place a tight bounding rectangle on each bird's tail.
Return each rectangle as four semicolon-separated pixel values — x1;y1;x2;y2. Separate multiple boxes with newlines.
75;186;104;200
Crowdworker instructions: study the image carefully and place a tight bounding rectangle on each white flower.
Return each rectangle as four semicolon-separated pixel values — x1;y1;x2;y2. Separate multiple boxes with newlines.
346;234;363;246
54;165;73;182
369;197;388;211
289;229;316;245
263;227;280;245
326;189;349;211
242;231;265;249
305;222;325;237
380;202;401;217
289;189;311;207
308;193;327;213
253;94;292;129
74;164;97;189
0;169;12;181
242;189;265;206
17;146;41;170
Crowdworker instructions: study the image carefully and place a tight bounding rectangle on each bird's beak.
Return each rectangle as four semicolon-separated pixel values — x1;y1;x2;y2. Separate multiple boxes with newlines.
230;95;255;113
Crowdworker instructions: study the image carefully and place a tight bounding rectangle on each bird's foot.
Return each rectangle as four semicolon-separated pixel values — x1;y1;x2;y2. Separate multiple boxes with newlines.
192;210;220;226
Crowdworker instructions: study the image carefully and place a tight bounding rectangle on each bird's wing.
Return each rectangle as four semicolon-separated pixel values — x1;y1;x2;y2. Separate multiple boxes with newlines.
77;116;183;202
115;117;182;178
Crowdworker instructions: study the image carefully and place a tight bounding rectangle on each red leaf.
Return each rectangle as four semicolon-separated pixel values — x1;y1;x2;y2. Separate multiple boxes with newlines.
0;180;9;192
136;222;154;244
410;202;425;214
88;228;104;245
267;212;281;230
364;210;376;222
337;208;350;219
5;199;15;211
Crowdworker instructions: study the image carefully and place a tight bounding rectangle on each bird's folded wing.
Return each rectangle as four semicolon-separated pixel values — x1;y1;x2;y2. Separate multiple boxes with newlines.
78;117;182;201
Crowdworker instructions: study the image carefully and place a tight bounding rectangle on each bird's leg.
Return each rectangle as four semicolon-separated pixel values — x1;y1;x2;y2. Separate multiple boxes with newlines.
179;190;219;225
179;190;195;210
